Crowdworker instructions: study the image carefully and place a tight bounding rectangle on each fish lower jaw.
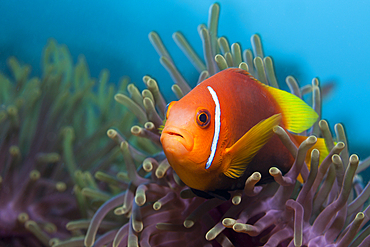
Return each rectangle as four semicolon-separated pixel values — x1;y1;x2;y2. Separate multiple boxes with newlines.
160;126;194;151
161;135;193;152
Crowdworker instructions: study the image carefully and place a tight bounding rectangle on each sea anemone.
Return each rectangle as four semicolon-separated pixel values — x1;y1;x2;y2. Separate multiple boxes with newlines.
0;39;135;246
53;3;370;247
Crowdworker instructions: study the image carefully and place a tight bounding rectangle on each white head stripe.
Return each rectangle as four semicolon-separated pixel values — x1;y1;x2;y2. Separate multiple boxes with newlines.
205;86;221;169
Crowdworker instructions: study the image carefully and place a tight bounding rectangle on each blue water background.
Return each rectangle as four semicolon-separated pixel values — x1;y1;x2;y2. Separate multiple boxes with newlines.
1;0;369;161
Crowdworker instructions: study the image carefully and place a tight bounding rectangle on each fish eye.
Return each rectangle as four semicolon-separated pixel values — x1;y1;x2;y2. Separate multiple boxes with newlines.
165;101;176;119
196;109;211;128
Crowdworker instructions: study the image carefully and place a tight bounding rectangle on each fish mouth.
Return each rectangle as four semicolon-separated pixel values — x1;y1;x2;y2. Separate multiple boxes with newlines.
167;131;184;138
160;126;194;151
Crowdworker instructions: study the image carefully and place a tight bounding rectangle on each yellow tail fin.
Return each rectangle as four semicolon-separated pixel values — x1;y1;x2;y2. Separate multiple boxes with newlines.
263;84;319;133
292;134;330;182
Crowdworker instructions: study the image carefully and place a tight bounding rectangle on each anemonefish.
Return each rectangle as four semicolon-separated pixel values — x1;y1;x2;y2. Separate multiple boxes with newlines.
160;68;327;200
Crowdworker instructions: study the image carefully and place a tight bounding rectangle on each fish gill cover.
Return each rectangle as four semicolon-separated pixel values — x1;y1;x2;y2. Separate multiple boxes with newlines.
0;2;370;247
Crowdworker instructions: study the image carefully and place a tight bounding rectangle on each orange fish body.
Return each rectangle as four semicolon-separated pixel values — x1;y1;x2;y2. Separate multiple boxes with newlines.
160;68;324;198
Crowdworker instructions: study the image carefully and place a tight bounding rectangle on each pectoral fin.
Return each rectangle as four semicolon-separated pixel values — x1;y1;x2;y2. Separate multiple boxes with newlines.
223;113;282;179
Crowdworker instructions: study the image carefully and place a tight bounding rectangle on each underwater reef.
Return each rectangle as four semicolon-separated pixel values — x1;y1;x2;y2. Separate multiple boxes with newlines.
0;40;139;246
50;3;369;247
2;2;370;247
